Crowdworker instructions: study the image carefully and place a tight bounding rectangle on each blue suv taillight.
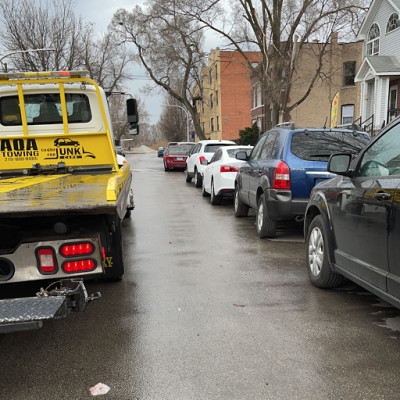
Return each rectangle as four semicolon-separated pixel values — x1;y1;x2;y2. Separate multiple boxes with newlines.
273;161;290;189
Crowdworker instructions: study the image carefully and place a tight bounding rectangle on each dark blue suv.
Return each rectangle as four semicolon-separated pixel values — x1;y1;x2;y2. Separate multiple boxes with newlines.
234;124;371;238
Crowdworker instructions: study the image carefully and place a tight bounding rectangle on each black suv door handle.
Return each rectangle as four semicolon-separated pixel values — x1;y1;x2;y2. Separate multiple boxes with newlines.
373;192;391;201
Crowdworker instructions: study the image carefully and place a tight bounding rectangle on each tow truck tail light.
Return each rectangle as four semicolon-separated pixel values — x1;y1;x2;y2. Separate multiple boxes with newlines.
62;260;96;273
60;242;94;257
220;165;239;173
273;161;290;189
199;156;207;165
37;247;57;273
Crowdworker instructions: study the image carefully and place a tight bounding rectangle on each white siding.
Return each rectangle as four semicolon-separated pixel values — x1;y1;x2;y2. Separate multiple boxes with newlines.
369;0;400;56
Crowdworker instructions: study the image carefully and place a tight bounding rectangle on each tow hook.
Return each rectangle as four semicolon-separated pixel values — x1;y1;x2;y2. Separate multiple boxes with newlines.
37;278;101;313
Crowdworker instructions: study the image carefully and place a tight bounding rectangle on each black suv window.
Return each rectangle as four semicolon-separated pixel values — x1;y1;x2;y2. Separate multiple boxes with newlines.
291;130;370;161
357;123;400;177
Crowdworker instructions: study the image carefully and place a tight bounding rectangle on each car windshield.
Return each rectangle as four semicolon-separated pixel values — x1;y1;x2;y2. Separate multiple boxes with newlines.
227;148;252;158
168;146;190;155
291;130;370;161
204;144;234;153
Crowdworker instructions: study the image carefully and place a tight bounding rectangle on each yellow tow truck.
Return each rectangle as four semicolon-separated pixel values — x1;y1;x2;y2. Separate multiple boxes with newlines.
0;70;138;332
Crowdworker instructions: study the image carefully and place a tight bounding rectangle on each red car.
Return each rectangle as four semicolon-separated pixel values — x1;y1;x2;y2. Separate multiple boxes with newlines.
164;145;191;171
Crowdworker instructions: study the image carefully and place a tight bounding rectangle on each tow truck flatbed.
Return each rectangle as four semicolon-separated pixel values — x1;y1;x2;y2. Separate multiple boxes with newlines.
0;165;132;218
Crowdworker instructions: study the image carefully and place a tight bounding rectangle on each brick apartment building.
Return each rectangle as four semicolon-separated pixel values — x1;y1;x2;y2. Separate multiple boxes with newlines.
195;49;262;141
251;33;363;132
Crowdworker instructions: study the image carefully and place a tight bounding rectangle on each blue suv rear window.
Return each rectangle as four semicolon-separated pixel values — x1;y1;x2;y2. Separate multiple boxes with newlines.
290;130;370;161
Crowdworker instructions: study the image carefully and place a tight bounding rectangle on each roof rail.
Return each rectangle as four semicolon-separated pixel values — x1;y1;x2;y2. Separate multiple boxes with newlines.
275;122;295;130
334;123;361;131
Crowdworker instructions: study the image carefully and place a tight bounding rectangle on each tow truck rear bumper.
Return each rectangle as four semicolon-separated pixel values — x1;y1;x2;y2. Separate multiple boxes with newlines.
0;279;100;333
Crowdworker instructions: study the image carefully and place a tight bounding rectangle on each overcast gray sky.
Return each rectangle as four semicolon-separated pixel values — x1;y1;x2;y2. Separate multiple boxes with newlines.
74;1;223;125
75;1;163;124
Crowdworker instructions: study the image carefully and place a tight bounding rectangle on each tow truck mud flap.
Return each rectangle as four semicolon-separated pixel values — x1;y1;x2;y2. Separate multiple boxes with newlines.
0;279;101;333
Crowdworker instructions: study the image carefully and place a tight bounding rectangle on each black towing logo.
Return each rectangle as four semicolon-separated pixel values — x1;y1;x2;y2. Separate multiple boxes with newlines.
44;137;95;160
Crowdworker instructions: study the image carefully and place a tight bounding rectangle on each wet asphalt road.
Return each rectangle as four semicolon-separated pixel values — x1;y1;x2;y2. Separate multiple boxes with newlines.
2;152;400;399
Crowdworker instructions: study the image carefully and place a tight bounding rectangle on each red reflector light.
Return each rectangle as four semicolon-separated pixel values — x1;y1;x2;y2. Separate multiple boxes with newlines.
102;247;106;260
220;165;239;173
60;242;94;257
273;161;290;189
60;71;70;76
199;156;207;165
62;259;96;273
37;248;57;273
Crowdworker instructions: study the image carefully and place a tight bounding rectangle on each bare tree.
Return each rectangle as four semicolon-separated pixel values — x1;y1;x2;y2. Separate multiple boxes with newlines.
180;0;369;125
0;0;133;90
111;1;207;139
159;94;188;142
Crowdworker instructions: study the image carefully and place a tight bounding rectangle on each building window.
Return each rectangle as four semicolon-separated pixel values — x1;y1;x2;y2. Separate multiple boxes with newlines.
211;117;214;131
253;84;262;108
387;13;400;33
202;122;205;133
216;115;219;131
341;105;354;125
210;94;214;109
216;91;219;105
209;69;212;84
202;101;204;114
215;65;218;81
343;62;356;86
367;23;380;55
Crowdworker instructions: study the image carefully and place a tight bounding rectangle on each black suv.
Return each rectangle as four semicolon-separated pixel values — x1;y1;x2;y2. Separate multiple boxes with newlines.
234;124;370;238
305;117;400;309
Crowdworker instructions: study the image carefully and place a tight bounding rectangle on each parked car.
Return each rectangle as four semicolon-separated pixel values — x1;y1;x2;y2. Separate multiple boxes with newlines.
164;145;191;171
179;142;196;150
157;147;165;157
304;117;400;309
185;140;237;187
234;124;371;238
202;145;253;205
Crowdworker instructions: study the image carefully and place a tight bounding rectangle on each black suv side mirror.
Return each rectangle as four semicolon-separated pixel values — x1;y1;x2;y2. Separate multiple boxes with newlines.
236;151;249;161
328;153;352;175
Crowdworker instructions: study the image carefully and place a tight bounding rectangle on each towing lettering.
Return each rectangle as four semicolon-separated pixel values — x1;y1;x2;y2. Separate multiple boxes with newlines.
0;139;38;152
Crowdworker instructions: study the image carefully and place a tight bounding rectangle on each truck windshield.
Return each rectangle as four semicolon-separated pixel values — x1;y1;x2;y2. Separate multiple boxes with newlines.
0;93;92;126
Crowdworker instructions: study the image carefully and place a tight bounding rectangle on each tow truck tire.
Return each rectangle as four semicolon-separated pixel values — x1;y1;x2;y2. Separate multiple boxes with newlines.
105;218;124;281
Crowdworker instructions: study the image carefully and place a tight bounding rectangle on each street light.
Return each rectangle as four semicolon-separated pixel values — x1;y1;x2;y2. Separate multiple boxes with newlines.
166;104;190;142
0;48;56;72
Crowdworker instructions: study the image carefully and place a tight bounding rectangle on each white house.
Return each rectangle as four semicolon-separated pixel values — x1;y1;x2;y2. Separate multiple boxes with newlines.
355;0;400;132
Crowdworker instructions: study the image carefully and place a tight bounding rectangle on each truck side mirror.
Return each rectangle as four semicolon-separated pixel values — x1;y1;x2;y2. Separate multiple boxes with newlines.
127;98;139;135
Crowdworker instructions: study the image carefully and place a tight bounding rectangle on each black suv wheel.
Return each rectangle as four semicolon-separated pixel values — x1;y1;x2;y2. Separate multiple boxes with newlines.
306;215;342;288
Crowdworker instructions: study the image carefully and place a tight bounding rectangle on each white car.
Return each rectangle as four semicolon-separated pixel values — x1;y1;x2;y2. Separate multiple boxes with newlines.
185;140;236;187
202;145;253;204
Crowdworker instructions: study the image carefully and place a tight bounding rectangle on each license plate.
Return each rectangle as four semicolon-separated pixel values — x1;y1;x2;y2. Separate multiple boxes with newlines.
177;157;183;160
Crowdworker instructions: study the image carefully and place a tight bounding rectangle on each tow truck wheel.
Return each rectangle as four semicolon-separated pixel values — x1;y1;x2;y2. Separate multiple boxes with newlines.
105;218;124;281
